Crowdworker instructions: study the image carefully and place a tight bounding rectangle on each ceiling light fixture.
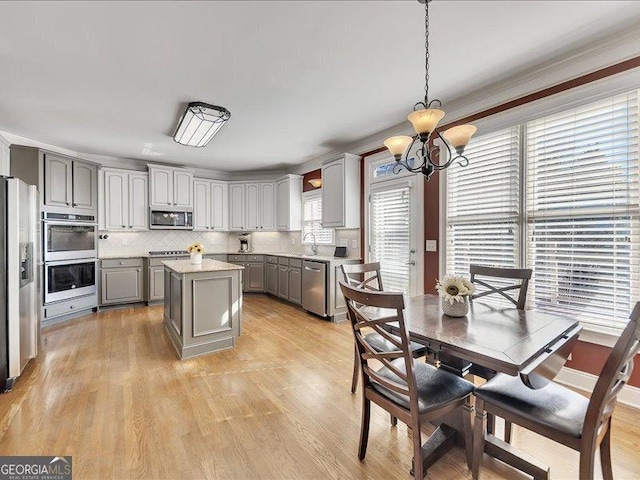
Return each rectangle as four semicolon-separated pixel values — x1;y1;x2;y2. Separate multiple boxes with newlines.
308;178;322;188
173;102;231;147
384;0;476;180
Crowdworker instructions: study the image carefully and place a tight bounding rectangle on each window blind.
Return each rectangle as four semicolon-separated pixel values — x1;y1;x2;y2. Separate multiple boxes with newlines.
446;126;521;281
370;185;411;294
303;194;333;244
526;91;640;329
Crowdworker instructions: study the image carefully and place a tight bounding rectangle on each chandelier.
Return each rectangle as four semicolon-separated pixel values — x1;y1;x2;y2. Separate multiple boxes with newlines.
384;0;477;180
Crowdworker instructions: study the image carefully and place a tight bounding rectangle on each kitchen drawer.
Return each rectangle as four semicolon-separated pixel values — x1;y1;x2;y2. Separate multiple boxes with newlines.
266;255;278;264
148;256;183;267
204;254;227;261
228;254;245;262
101;258;143;268
278;257;289;266
246;255;264;262
44;294;97;319
289;258;302;269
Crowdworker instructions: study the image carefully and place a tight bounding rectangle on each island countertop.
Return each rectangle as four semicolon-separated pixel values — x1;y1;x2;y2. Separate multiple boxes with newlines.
163;259;244;274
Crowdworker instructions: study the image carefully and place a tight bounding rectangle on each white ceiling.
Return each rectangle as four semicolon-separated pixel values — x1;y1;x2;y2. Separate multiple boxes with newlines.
1;1;639;172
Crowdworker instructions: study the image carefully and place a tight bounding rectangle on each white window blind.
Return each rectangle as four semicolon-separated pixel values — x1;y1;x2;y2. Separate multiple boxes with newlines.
526;91;640;329
370;184;411;294
446;126;521;279
302;193;333;244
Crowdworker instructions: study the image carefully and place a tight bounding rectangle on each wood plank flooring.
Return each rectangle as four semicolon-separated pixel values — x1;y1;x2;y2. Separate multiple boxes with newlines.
1;295;639;479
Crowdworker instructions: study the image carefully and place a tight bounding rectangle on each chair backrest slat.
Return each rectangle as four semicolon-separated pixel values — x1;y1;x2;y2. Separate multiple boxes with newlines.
582;302;640;445
340;280;421;409
470;264;532;310
341;262;384;292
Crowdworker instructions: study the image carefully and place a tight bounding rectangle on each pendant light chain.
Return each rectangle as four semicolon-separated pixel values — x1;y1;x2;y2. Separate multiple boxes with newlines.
424;0;430;105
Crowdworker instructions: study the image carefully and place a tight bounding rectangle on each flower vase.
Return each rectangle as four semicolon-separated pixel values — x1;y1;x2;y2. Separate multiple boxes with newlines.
190;252;202;265
441;297;469;317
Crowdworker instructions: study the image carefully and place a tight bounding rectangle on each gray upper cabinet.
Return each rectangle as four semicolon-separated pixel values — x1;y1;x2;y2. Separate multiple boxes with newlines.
276;175;302;231
194;178;228;231
44;154;73;208
321;153;361;228
148;165;193;209
72;161;98;211
103;169;148;231
44;153;97;213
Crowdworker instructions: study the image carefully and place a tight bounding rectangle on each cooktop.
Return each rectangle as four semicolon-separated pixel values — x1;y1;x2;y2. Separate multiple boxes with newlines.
148;250;189;256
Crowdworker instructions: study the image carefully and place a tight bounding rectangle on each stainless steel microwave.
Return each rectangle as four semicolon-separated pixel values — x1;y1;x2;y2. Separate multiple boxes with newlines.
149;210;193;230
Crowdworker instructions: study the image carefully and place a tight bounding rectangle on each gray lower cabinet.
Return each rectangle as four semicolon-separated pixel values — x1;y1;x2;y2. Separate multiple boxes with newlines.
228;262;246;290
278;265;289;299
147;256;185;302
288;264;302;305
265;262;278;295
100;258;144;305
246;262;264;292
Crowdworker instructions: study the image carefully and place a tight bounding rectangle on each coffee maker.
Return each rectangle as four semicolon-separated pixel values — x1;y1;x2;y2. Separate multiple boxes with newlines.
238;233;252;253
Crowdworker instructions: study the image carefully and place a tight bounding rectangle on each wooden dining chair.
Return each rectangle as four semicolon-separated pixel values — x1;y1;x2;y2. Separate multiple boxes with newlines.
470;264;533;310
339;280;475;479
468;264;533;442
341;263;427;394
472;302;640;480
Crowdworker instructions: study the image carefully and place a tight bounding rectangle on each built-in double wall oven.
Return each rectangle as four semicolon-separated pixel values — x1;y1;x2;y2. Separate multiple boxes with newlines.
42;212;98;303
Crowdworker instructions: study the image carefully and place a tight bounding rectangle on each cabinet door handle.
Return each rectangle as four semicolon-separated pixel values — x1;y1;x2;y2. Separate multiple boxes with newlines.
66;202;70;206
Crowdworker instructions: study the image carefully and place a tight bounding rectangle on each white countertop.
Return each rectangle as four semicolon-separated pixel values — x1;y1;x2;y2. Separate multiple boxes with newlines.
163;259;244;274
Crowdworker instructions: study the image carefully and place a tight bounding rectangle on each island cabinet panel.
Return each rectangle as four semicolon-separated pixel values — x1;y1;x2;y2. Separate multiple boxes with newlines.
163;261;242;359
192;277;232;336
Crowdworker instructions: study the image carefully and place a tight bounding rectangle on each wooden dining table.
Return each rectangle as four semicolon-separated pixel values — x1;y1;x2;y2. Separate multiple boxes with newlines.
365;294;582;478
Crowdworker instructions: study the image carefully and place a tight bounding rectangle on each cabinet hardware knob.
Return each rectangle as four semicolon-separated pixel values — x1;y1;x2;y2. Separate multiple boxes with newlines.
66;202;70;206
129;226;132;229
120;262;124;265
73;203;78;207
70;305;74;309
122;225;126;228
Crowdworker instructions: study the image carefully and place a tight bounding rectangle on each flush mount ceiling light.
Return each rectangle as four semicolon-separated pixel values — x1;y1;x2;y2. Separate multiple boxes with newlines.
384;0;477;180
173;102;231;147
308;178;322;188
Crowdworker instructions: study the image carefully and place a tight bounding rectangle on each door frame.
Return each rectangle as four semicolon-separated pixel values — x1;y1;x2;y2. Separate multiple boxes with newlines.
364;151;424;296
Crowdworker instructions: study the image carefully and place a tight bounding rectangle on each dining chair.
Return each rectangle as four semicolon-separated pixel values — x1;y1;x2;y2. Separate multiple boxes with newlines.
339;280;475;479
470;264;533;310
468;264;533;442
472;302;640;480
341;263;427;394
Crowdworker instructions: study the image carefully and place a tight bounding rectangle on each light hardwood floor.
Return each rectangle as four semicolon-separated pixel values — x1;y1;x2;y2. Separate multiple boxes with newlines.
1;295;639;480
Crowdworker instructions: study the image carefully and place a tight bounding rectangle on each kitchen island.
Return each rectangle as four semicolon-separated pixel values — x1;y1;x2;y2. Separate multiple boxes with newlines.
163;259;244;359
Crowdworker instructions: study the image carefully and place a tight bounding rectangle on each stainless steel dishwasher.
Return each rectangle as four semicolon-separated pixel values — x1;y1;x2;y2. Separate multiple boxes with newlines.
302;260;327;317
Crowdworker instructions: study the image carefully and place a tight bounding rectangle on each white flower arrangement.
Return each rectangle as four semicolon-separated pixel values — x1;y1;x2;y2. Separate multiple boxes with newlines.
436;275;476;305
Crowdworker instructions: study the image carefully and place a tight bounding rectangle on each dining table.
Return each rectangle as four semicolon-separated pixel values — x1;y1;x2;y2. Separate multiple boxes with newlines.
365;294;582;479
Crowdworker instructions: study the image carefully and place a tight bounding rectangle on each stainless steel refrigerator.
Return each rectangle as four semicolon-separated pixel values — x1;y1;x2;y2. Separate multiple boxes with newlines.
0;176;39;392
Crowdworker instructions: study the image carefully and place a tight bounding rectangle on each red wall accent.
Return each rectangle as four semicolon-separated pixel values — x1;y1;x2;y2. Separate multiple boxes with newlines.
302;169;321;192
566;340;640;388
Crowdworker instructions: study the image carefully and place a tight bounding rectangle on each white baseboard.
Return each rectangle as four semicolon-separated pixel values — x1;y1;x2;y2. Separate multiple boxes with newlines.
555;367;640;410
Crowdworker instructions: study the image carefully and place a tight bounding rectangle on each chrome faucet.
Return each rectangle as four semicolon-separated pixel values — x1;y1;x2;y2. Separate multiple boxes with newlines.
303;232;318;255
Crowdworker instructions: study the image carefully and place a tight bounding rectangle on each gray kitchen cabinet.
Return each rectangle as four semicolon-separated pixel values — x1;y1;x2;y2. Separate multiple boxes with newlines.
278;260;289;299
148;164;193;209
288;259;302;305
321;153;361;228
194;178;228;231
100;258;144;305
103;169;148;231
265;262;278;295
246;262;265;292
276;175;302;231
228;262;245;290
43;153;97;212
147;256;184;302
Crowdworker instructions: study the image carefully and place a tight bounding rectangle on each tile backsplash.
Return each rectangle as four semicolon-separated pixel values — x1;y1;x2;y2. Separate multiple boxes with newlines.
98;229;361;258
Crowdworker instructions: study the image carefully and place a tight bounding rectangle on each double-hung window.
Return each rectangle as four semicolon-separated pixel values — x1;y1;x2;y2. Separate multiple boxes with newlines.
445;89;640;330
302;192;334;245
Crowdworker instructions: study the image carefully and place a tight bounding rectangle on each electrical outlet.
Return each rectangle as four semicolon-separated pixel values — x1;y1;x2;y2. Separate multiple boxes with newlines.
351;240;357;249
425;240;437;252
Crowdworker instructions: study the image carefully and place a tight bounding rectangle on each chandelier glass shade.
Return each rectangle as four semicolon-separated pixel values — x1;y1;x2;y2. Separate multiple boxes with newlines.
385;0;476;180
